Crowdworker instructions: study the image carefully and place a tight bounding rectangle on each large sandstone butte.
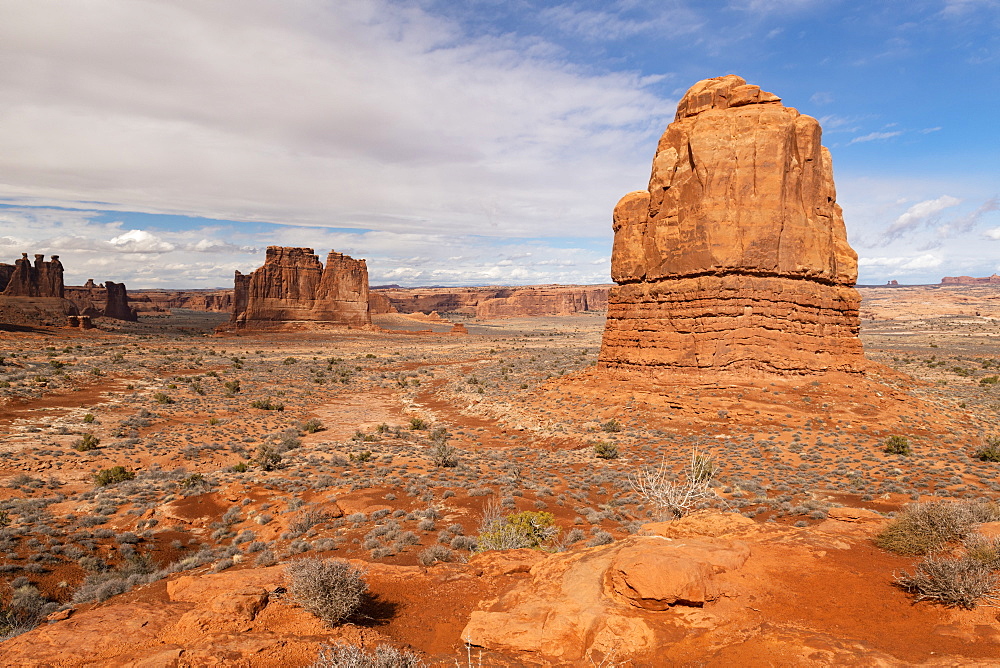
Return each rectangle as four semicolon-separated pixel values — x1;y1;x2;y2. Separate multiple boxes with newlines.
231;247;371;328
599;75;864;376
0;253;64;298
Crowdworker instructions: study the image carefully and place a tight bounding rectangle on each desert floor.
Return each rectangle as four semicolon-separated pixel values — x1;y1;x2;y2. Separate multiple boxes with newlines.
0;284;999;665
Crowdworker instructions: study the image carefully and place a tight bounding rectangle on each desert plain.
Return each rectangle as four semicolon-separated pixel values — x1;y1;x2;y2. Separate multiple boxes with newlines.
0;282;997;665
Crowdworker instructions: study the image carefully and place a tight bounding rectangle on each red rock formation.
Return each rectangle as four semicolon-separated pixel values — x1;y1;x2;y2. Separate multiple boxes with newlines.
372;285;610;319
0;253;64;297
65;281;138;321
599;75;864;376
367;292;396;314
129;289;235;313
231;247;371;328
941;274;1000;285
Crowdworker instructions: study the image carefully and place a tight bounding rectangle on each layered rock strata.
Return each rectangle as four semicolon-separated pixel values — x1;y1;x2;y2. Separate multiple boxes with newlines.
372;285;610;319
599;75;864;376
0;253;64;297
231;247;371;328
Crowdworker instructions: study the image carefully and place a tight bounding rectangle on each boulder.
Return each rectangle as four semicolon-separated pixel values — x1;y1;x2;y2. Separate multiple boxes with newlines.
599;75;864;376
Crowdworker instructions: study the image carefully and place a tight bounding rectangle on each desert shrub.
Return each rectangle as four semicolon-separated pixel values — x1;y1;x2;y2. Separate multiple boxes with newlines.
477;504;559;552
94;466;136;487
600;419;622;433
974;437;1000;462
301;418;323;433
593;442;618;460
83;413;95;423
230;462;249;473
630;450;719;519
964;534;1000;569
286;557;367;626
875;500;1000;555
980;375;999;386
349;451;373;463
254;444;282;471
895;554;999;609
289;508;330;536
179;473;207;490
311;643;424;668
74;433;100;452
429;442;459;468
224;380;241;394
72;555;158;604
153;392;174;405
250;398;284;411
417;544;453;566
408;417;427;430
883;435;912;456
0;585;55;641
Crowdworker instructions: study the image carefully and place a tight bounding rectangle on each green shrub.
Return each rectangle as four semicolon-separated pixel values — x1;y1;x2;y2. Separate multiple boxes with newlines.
301;418;323;434
224;380;241;394
593;442;618;459
600;419;622;433
230;462;249;473
250;398;284;411
875;500;1000;555
408;417;427;430
895;554;999;609
981;375;999;385
94;466;136;487
153;392;174;405
283;357;297;365
349;451;373;463
83;413;95;424
74;433;100;452
286;558;367;626
477;509;558;552
974;437;1000;462
254;445;282;471
883;435;912;456
179;473;207;490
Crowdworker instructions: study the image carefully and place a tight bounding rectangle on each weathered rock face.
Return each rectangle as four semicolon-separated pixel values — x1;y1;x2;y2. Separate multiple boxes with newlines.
65;281;138;321
0;253;64;297
599;75;863;376
231;247;371;327
372;285;610;319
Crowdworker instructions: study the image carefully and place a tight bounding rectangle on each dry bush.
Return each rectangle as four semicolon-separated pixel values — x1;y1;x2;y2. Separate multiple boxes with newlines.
895;554;1000;609
286;557;367;626
875;500;1000;555
629;450;719;520
311;643;424;668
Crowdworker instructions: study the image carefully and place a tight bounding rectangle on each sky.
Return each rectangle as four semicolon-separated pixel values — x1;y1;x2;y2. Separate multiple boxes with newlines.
0;0;997;288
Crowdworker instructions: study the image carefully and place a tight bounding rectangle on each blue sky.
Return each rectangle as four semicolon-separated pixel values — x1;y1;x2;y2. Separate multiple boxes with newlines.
0;0;997;288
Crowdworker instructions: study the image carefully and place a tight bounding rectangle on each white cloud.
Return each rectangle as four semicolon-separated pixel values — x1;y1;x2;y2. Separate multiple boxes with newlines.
858;253;943;274
985;227;1000;240
880;194;962;242
848;130;904;145
0;0;673;240
109;229;175;253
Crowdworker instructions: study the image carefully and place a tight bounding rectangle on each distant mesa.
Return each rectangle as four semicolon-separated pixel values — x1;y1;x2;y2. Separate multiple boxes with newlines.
372;285;609;319
599;75;864;376
230;246;372;328
941;274;1000;286
0;253;136;327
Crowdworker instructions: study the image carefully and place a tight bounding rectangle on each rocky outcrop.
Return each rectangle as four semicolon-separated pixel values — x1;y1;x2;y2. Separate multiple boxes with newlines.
0;253;64;297
373;285;610;319
65;281;138;321
475;286;608;319
231;247;371;328
941;274;1000;285
129;289;235;313
599;75;864;376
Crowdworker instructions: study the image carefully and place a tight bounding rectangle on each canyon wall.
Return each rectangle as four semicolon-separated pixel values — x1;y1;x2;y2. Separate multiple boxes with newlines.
231;247;371;328
65;280;138;322
941;275;1000;286
373;285;609;319
0;253;64;298
599;75;864;376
